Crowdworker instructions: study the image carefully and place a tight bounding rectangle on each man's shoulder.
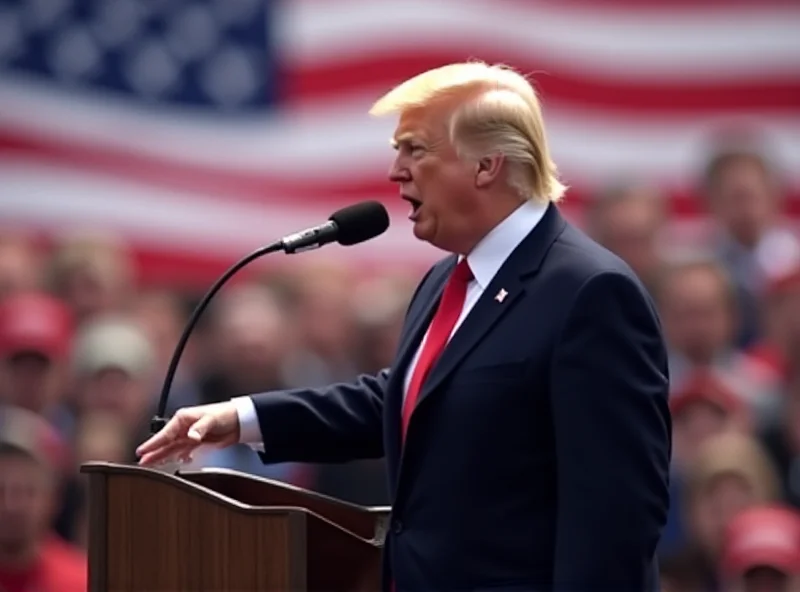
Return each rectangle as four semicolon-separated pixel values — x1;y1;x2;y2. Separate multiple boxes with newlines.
545;222;644;289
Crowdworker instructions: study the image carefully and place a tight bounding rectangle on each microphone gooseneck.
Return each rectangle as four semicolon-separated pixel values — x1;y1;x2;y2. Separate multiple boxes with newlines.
149;201;390;436
150;241;283;434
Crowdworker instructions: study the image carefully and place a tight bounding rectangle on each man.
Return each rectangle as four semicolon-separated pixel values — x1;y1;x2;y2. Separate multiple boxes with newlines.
701;145;797;348
0;292;73;424
138;62;671;591
584;181;666;296
0;406;86;592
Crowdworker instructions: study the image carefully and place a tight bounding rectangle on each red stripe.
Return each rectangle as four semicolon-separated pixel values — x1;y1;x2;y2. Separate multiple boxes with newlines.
283;53;800;114
2;128;800;220
0;129;379;201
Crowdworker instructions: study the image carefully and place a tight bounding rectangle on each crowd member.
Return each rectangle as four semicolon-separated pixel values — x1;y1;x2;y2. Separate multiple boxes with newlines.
585;181;667;295
719;505;800;592
656;257;781;426
662;431;781;589
0;406;86;592
700;146;797;349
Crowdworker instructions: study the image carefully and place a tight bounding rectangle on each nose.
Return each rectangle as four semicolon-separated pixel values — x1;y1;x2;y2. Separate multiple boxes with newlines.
388;156;410;184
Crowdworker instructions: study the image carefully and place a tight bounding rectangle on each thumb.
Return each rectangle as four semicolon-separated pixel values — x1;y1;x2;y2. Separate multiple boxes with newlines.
187;413;216;443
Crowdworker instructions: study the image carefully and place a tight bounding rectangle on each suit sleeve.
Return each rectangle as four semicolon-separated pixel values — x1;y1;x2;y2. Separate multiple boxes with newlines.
550;271;671;590
250;369;389;464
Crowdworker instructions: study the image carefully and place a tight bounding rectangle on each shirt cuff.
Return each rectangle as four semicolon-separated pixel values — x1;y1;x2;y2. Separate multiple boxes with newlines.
232;396;264;450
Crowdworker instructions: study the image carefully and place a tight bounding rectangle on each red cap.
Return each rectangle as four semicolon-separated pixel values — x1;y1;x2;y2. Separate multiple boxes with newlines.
766;267;800;298
721;506;800;576
0;292;73;360
670;371;743;416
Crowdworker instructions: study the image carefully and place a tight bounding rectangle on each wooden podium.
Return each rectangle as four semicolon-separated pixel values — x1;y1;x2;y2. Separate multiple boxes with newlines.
80;462;389;591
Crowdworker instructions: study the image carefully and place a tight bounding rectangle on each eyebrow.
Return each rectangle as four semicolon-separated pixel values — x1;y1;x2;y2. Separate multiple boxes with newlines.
390;133;420;149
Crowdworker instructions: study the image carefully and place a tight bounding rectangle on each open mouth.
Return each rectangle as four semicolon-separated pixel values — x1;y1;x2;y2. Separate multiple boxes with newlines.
402;195;422;218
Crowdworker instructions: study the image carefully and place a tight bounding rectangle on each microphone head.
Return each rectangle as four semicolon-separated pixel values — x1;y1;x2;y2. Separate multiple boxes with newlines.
329;201;390;246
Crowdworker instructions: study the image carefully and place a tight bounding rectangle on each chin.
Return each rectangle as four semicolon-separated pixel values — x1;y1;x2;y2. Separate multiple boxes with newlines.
412;222;434;244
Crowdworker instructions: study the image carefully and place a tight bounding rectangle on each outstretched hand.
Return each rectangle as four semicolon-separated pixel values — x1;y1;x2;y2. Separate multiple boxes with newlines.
136;402;241;466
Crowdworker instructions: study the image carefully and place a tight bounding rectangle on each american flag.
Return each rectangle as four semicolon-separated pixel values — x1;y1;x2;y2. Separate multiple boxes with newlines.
1;0;798;286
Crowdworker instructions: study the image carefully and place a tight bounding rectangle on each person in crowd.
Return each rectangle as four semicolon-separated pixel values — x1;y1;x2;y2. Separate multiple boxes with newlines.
752;265;800;381
664;431;781;590
190;282;309;484
129;288;203;413
0;234;43;301
0;406;86;592
700;144;797;349
47;232;135;325
671;371;751;471
585;181;667;295
279;259;361;387
70;314;156;461
719;505;800;592
661;376;751;558
656;256;781;425
0;292;74;435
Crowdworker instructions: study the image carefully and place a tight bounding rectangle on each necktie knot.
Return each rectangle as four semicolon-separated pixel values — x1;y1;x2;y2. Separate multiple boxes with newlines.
453;259;474;284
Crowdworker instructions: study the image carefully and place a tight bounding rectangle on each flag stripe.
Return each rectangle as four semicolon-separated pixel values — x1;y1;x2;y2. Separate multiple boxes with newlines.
282;54;800;114
283;1;800;81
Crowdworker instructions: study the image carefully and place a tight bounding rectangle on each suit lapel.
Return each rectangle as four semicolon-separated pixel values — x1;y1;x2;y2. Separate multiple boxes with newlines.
415;203;567;407
392;257;456;377
385;258;455;461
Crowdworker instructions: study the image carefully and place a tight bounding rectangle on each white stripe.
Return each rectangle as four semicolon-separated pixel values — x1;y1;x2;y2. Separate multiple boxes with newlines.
279;0;800;81
3;80;800;189
5;164;799;271
0;162;442;264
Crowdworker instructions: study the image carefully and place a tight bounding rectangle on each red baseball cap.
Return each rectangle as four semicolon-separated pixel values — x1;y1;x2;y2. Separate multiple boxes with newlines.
0;292;73;360
766;265;800;298
721;506;800;577
670;371;743;417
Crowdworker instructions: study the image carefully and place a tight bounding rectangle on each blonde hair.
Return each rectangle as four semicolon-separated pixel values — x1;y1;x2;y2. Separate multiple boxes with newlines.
370;61;566;204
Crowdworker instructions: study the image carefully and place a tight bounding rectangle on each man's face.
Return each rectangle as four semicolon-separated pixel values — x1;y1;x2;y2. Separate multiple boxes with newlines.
0;452;54;555
594;196;662;281
78;367;147;429
673;400;735;466
709;158;777;249
389;101;480;253
691;473;757;556
661;267;734;363
0;352;61;414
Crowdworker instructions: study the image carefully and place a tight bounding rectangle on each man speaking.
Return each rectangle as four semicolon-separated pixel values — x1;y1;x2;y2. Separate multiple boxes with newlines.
138;62;671;591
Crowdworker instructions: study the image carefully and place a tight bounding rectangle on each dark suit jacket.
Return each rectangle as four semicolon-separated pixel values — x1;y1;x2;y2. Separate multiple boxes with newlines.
253;204;672;591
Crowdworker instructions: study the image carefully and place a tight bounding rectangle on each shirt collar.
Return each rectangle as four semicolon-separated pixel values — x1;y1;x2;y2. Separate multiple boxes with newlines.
465;200;549;289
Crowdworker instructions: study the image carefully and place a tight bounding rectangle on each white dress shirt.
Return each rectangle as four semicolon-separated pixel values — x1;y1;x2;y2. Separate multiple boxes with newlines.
235;200;548;445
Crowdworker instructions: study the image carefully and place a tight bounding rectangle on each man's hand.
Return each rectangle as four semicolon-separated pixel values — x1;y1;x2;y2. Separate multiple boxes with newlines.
136;402;241;466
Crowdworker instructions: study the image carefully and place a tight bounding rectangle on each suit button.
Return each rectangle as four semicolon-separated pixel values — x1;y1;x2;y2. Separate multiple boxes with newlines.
392;519;403;534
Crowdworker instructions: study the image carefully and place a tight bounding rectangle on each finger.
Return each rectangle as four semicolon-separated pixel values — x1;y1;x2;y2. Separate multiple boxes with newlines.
187;414;216;442
138;441;197;467
136;416;188;456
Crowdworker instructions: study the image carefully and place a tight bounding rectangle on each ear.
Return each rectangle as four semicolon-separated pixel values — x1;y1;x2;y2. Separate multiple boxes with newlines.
475;153;504;189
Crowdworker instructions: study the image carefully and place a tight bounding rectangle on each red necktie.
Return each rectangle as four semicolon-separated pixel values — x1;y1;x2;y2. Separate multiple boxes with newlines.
401;259;473;441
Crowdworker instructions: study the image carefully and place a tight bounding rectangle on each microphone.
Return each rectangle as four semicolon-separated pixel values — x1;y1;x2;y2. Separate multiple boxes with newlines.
281;199;390;253
149;201;390;435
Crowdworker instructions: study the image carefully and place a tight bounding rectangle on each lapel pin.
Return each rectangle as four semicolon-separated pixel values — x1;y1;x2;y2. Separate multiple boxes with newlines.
495;288;508;303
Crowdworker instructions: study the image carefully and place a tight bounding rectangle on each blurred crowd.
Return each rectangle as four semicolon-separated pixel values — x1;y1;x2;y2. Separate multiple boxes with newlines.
1;142;799;592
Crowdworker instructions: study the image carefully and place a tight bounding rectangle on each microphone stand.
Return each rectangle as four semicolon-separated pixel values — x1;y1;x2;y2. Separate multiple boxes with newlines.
150;241;282;435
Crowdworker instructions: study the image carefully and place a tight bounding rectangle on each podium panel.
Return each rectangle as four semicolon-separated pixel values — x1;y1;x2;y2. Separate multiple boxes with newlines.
82;462;385;592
